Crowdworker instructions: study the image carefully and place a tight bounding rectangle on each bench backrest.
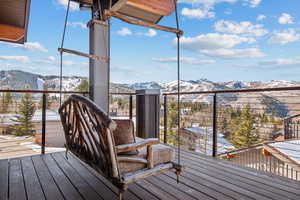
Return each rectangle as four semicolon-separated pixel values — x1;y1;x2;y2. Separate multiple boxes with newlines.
59;95;120;179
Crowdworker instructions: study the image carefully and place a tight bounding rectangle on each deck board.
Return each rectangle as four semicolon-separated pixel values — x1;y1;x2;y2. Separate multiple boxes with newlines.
180;151;300;199
31;155;64;200
180;148;300;196
43;154;84;200
21;157;45;200
1;149;300;200
9;159;26;200
0;159;9;200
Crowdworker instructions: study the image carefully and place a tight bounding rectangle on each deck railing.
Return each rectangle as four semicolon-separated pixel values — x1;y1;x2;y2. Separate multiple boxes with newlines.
284;114;300;139
2;87;300;181
110;92;135;120
162;86;300;181
0;90;88;159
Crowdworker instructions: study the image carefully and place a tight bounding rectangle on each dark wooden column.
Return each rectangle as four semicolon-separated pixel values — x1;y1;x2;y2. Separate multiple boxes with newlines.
136;89;160;139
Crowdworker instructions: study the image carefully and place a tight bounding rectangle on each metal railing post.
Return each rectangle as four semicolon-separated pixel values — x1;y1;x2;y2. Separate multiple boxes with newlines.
212;93;218;157
129;95;133;120
164;95;168;144
41;93;46;154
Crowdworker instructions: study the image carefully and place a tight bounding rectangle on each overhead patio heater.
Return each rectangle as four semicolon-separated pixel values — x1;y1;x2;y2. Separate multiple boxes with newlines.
0;0;31;44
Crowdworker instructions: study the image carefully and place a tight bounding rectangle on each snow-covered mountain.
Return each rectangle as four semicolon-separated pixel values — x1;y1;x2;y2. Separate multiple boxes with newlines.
0;70;86;91
1;70;300;96
123;82;163;90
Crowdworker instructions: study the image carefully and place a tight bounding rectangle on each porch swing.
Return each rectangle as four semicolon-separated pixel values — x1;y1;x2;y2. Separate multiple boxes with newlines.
58;0;183;199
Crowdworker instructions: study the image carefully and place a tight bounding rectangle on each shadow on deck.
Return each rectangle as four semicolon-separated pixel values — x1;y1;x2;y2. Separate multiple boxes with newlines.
1;148;300;200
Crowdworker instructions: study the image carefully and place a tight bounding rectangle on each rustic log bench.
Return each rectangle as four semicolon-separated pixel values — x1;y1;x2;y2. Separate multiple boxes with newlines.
59;95;181;199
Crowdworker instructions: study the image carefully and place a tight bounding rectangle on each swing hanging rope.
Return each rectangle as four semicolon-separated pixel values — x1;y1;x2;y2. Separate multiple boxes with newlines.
59;0;71;106
173;0;181;183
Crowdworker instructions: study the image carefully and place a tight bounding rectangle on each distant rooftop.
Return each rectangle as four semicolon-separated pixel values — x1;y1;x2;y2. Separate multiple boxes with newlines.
183;127;235;155
269;140;300;165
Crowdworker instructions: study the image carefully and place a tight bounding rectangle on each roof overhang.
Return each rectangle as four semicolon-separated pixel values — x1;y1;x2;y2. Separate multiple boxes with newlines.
71;0;176;24
0;0;31;44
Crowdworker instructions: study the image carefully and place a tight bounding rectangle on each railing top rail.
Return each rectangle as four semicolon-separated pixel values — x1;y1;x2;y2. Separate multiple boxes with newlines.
110;92;136;95
0;89;89;94
163;86;300;96
284;113;300;121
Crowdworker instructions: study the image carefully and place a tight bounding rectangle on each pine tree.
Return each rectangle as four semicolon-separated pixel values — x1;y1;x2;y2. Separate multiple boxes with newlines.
0;92;12;113
229;104;259;148
10;93;36;136
76;79;89;92
167;101;179;145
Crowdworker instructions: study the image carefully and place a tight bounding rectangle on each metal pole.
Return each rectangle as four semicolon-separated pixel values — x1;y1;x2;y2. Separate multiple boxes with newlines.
129;95;133;120
212;93;217;157
41;94;46;154
164;95;168;144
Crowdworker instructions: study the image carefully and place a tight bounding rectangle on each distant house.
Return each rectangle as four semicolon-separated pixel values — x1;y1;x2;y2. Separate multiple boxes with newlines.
0;110;65;148
219;139;300;181
33;110;65;148
179;127;235;155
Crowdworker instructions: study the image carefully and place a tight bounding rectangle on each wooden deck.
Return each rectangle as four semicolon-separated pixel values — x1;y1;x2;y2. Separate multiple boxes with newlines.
1;148;300;200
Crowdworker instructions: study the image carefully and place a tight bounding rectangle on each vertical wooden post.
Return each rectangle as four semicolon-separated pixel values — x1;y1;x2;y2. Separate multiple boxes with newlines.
164;95;168;144
136;89;160;139
41;93;46;154
212;93;218;157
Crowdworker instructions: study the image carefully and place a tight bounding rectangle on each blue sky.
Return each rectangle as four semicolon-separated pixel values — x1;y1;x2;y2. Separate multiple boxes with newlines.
0;0;300;83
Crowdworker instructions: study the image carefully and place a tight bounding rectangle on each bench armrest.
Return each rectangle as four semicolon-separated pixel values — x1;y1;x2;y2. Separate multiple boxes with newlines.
116;138;159;154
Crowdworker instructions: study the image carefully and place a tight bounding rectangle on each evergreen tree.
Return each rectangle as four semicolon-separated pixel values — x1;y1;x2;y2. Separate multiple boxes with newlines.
10;93;36;136
76;79;89;92
167;101;179;145
229;104;259;148
0;92;12;113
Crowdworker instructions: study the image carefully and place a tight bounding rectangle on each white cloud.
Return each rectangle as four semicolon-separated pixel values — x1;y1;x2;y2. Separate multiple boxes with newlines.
63;60;77;66
144;29;157;37
8;42;48;53
152;57;216;65
259;58;300;66
268;29;300;45
178;33;265;59
214;20;268;37
57;0;79;10
116;28;132;36
224;9;232;15
48;56;56;62
278;13;294;24
111;66;133;72
244;0;262;8
0;56;30;63
257;14;266;21
67;21;87;29
181;7;215;19
35;56;57;64
200;48;264;59
34;56;79;67
179;33;255;51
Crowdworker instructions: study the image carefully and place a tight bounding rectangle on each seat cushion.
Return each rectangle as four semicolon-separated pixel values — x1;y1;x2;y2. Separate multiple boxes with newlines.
118;137;175;174
112;119;137;155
